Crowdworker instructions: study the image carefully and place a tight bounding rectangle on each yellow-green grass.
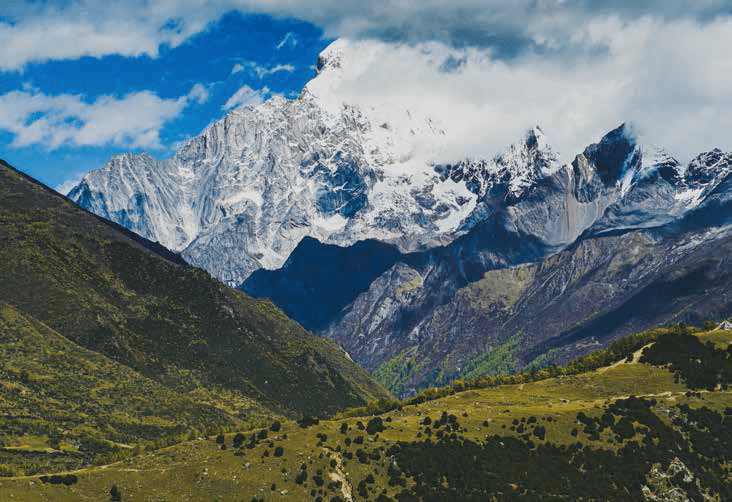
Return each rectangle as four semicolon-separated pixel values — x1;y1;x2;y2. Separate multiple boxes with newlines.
698;328;732;348
0;303;276;475
2;330;728;501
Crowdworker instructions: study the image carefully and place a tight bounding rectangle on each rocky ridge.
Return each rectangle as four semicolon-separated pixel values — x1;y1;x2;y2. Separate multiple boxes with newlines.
67;40;732;394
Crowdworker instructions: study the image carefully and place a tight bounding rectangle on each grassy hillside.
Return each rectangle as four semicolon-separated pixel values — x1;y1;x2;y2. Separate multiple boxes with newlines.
0;303;274;475
0;159;389;418
1;328;728;500
0;159;390;474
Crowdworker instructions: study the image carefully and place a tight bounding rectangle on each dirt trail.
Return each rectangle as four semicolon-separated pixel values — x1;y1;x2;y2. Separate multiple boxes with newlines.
325;447;353;501
596;344;653;373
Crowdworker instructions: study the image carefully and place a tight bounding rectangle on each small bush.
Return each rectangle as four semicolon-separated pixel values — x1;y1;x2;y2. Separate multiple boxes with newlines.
366;417;386;434
295;469;307;484
110;484;122;501
297;416;319;428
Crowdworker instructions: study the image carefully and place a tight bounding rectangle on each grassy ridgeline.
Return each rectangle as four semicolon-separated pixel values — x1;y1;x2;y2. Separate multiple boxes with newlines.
0;328;728;500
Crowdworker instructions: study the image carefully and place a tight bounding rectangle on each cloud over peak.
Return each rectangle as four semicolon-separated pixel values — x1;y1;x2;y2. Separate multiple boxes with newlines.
1;1;730;164
306;21;732;163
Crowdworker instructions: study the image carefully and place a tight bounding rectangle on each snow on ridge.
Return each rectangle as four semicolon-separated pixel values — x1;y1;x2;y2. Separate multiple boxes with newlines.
68;40;731;286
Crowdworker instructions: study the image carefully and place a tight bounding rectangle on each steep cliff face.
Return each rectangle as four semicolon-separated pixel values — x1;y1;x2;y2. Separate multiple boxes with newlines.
313;142;732;395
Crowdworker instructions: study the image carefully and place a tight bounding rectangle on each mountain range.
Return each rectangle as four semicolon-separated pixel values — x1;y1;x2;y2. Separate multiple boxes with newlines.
68;40;732;395
1;38;731;502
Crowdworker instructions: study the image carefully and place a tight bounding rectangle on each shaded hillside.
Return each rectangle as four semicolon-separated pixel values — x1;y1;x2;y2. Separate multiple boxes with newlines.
242;220;548;333
0;303;273;475
323;181;732;395
1;328;728;500
243;237;406;331
0;159;390;420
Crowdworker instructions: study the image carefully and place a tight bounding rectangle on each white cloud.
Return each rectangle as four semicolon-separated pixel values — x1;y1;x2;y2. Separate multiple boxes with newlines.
187;83;210;104
0;84;208;149
307;18;732;164
259;64;295;77
1;1;730;72
233;61;296;79
276;31;299;50
0;1;220;71
222;85;269;110
1;1;730;162
55;174;85;195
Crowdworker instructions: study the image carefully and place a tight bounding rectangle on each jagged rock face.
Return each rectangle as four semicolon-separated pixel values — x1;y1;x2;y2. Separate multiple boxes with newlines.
70;94;562;286
322;174;732;395
68;40;732;396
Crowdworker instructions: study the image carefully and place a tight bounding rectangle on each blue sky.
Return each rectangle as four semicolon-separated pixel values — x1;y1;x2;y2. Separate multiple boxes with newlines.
1;1;731;192
0;10;329;191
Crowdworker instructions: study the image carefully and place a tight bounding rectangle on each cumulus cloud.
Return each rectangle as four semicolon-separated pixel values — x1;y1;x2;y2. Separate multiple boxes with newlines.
2;1;729;71
0;1;224;71
307;17;732;164
1;1;731;161
237;0;732;54
222;85;269;110
0;83;209;149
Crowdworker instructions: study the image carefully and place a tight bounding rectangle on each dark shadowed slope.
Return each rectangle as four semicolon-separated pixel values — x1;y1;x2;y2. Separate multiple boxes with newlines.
0;159;390;419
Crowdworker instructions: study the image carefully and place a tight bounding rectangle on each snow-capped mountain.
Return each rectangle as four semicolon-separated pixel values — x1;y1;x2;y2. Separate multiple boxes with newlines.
69;34;722;288
68;39;732;395
69;41;562;285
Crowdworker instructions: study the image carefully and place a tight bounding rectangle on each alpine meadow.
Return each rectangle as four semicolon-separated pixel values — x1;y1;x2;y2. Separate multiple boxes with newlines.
0;1;731;500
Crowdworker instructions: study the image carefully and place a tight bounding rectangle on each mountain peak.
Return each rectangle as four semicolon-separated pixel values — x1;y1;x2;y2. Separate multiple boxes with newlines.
575;123;638;185
316;39;347;75
524;126;544;150
684;147;732;188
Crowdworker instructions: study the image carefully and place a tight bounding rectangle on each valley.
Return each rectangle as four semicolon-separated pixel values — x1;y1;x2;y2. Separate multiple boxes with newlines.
0;11;731;501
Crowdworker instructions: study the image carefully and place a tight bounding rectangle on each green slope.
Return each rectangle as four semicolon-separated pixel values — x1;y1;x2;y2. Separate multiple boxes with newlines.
0;303;273;475
0;159;389;420
1;328;728;500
